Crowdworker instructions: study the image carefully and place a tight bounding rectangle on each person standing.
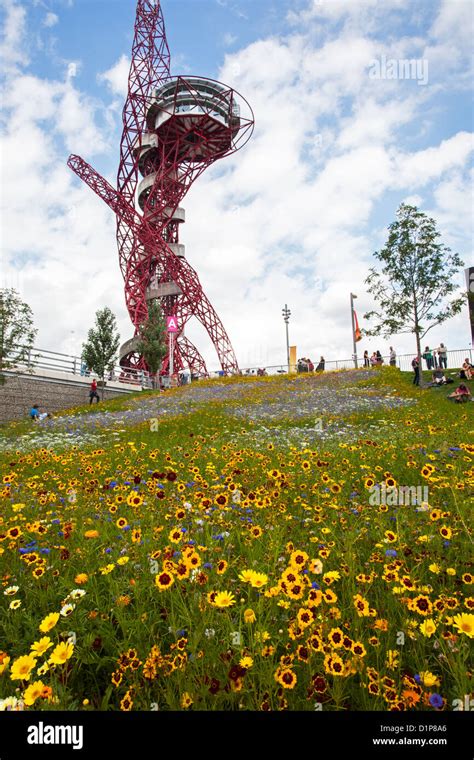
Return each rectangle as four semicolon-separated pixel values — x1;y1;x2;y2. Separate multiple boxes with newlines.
89;378;100;404
412;356;420;386
316;356;325;371
363;350;370;367
389;346;396;367
437;343;448;369
423;346;433;370
376;350;383;365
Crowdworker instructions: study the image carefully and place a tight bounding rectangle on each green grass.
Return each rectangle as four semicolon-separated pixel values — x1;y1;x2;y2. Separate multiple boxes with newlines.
0;367;472;711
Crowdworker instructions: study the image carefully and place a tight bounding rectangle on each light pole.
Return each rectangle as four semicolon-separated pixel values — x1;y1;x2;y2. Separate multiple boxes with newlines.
350;293;358;368
282;304;291;371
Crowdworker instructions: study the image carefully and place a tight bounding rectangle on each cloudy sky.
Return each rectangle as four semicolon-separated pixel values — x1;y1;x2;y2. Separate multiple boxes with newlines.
1;0;473;371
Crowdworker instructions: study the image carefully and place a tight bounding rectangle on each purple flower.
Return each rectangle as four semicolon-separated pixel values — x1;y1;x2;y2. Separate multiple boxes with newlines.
385;549;397;557
429;693;443;709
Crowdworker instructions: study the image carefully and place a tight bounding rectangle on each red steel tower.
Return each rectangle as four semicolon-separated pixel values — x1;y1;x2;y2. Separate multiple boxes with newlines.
68;0;253;377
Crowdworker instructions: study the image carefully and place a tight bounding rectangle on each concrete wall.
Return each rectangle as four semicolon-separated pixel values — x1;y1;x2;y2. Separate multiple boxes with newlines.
0;373;135;424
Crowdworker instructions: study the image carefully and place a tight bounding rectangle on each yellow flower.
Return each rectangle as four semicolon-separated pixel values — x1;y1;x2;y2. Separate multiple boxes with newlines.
75;573;88;584
249;572;268;588
239;656;253;669
428;564;441;574
117;556;129;566
84;530;99;539
9;600;21;610
386;650;399;670
244;608;256;624
419;671;440;688
30;637;53;656
100;563;115;575
23;680;45;707
213;591;236;608
10;654;37;682
0;654;11;675
49;642;74;666
39;612;60;634
323;570;341;584
37;662;50;676
181;692;193;709
238;570;255;584
452;613;474;638
419;619;437;638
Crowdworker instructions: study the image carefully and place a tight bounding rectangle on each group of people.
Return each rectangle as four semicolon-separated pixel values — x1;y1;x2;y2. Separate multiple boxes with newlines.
410;354;472;403
363;347;397;367
422;344;448;370
297;357;325;373
412;355;472;387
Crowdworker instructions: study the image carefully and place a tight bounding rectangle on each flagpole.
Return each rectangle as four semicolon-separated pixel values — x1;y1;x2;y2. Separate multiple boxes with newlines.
350;293;358;369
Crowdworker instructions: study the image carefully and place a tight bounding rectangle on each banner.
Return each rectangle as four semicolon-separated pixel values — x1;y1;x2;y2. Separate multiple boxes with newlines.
289;345;297;373
353;310;362;342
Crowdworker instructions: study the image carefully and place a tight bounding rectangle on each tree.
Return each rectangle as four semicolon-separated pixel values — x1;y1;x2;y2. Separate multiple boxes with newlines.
135;299;167;388
363;204;465;388
82;307;120;398
0;288;38;386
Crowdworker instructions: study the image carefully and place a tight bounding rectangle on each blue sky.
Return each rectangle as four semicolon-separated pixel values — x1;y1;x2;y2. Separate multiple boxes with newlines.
1;0;473;370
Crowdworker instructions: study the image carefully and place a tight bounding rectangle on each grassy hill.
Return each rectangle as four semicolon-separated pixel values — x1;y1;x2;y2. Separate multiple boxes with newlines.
0;367;472;711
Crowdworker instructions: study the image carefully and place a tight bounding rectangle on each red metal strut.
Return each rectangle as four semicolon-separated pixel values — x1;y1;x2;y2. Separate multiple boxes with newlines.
68;0;254;377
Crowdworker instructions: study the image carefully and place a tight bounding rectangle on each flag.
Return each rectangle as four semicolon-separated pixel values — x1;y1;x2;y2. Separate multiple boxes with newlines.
353;310;362;342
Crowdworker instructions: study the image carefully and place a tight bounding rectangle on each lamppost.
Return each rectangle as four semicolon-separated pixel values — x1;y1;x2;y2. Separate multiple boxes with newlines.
282;304;291;371
350;293;358;368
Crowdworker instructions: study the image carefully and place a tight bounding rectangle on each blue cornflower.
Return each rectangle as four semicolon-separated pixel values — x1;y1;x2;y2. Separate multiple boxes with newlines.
429;693;443;709
385;549;397;557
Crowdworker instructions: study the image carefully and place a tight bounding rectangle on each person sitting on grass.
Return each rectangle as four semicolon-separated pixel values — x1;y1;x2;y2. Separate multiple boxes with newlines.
460;358;473;380
447;383;471;403
430;369;452;386
30;404;49;421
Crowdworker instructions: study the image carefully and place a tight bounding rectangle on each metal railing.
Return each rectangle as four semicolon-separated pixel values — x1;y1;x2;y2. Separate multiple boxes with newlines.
217;347;473;376
16;347;154;389
13;345;473;388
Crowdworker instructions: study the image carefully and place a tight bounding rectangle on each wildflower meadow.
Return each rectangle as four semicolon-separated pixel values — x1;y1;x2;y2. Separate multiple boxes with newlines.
0;367;472;713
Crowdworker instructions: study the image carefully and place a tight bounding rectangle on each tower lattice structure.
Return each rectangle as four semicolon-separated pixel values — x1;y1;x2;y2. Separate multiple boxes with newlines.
68;0;254;377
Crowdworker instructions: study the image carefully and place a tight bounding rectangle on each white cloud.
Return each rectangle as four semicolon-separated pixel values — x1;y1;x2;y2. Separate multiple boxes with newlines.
0;0;28;70
223;31;237;46
430;0;474;53
43;11;58;27
98;54;130;97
